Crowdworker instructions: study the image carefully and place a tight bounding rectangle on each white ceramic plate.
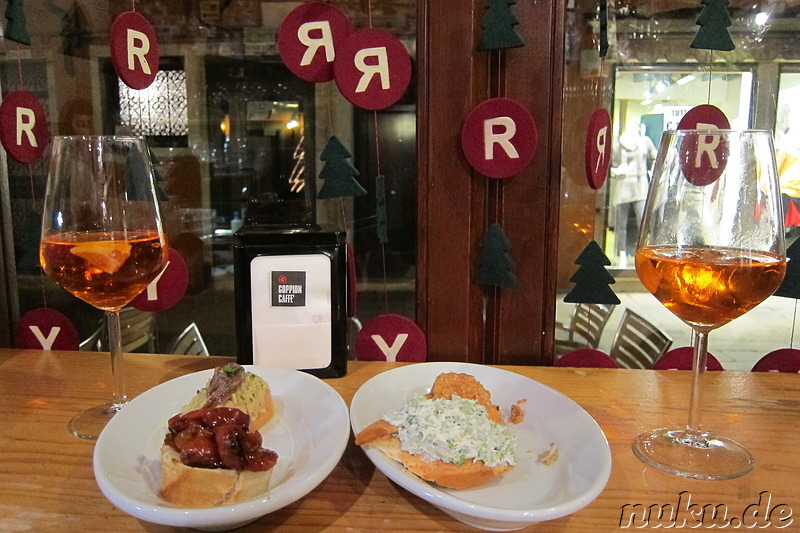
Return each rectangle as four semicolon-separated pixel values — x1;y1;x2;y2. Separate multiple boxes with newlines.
350;362;612;531
94;365;349;531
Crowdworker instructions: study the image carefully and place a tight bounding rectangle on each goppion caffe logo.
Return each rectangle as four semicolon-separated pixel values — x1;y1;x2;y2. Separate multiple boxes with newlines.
272;271;306;307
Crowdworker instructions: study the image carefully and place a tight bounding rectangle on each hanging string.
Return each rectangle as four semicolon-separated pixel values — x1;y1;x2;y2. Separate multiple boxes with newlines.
13;43;48;309
707;51;714;105
791;299;798;348
363;0;389;313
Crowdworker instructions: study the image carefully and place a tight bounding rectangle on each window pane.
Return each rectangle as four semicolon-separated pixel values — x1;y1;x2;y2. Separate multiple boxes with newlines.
1;1;417;358
558;2;800;370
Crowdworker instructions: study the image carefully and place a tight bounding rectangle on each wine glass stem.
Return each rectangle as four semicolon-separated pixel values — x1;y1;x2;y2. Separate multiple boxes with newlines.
686;330;709;433
107;310;128;406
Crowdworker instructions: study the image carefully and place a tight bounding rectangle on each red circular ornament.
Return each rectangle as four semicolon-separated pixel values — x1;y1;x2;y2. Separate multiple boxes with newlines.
16;308;80;351
130;248;188;312
461;98;538;179
110;11;160;90
0;91;49;164
356;314;426;362
677;105;731;187
585;108;612;189
677;104;730;131
278;3;352;83
334;28;412;110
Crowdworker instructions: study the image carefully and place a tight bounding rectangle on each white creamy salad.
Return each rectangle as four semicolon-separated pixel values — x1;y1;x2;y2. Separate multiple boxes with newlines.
383;393;517;467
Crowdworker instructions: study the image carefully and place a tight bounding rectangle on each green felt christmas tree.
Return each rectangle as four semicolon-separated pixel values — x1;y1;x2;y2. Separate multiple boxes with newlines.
317;136;367;199
5;0;31;45
475;224;519;289
690;0;735;51
375;175;389;244
60;3;89;58
563;241;620;304
477;0;524;52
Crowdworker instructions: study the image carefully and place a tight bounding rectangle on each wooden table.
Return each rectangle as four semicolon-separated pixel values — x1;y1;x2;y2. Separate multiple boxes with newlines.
1;348;798;532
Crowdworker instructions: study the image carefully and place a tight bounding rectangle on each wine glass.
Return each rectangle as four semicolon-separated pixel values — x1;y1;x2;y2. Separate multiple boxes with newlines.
633;129;786;480
40;136;168;440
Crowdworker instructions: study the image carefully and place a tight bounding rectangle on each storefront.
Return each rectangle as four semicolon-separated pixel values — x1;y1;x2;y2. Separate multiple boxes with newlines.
1;0;798;369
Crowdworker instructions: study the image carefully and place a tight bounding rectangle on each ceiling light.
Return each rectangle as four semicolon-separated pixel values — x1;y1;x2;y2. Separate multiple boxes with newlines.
676;75;695;86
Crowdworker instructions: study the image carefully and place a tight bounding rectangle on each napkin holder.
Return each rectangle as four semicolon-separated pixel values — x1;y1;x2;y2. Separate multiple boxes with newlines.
233;224;348;378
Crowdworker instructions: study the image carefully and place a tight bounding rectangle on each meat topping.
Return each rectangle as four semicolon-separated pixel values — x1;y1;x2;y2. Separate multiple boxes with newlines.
165;407;277;472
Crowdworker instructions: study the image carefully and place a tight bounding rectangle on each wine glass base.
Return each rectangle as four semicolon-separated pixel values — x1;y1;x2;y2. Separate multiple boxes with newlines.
633;427;754;480
68;401;127;440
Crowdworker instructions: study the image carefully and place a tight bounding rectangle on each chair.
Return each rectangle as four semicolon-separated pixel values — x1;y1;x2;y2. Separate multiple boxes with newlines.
554;303;616;356
653;346;724;371
79;322;106;352
554;348;619;368
169;322;210;356
751;348;800;373
609;309;672;369
119;307;156;353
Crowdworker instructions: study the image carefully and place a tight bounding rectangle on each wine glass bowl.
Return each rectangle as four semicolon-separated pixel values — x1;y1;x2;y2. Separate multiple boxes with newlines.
40;136;168;439
632;129;786;480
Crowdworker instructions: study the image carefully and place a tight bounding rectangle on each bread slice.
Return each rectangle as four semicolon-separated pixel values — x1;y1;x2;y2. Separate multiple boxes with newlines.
357;421;512;490
159;445;273;508
355;373;514;490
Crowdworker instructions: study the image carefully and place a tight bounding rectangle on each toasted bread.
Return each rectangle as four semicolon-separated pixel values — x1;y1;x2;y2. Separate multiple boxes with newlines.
159;444;273;508
355;372;514;490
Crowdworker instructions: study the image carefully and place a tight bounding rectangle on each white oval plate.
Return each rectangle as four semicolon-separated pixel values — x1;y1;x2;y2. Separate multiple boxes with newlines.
350;362;612;531
94;365;349;531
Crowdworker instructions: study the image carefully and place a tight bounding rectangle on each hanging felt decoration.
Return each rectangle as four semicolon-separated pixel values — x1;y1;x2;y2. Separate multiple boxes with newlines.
110;11;160;90
752;348;800;373
375;175;389;244
16;308;80;351
476;0;524;51
355;313;427;362
60;3;89;59
278;3;352;83
475;223;519;289
461;98;537;179
130;248;189;312
774;238;800;299
690;0;735;52
0;90;49;164
598;0;609;57
4;0;31;45
317;136;367;199
585;108;612;189
333;28;412;111
675;106;730;187
563;241;620;304
677;104;730;131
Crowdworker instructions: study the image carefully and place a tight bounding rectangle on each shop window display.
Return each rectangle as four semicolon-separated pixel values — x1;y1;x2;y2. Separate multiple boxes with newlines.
557;2;800;370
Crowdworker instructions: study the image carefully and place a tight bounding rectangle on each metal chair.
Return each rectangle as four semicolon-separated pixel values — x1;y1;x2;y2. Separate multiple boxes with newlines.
609;308;672;369
554;303;616;356
119;307;156;353
169;322;209;356
79;322;105;352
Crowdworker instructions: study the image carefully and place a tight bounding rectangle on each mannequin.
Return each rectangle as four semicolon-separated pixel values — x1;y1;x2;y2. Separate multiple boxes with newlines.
611;124;657;266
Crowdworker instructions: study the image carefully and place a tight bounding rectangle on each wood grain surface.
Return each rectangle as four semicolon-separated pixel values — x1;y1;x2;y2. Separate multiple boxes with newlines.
1;348;798;532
